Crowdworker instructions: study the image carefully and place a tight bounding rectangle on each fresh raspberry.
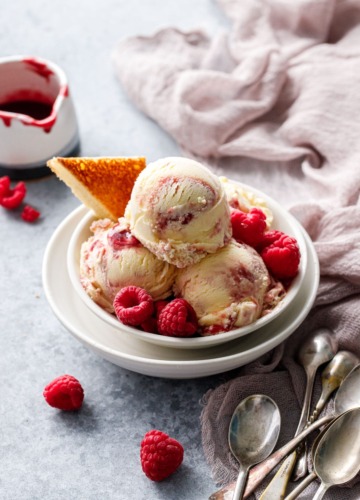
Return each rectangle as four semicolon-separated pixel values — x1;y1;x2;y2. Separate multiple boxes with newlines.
15;181;26;195
0;181;27;209
141;316;158;333
21;205;40;222
256;230;284;251
140;300;170;334
154;300;169;318
113;286;154;326
231;208;267;247
140;430;184;481
0;176;11;199
157;298;198;337
260;231;300;279
43;374;84;411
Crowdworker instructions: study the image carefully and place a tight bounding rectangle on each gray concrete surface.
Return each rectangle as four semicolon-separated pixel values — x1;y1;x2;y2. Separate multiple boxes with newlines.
0;2;232;499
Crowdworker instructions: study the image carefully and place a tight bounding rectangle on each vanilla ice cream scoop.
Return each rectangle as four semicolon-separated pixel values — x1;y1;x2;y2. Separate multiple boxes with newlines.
80;218;176;312
124;157;232;268
175;240;271;334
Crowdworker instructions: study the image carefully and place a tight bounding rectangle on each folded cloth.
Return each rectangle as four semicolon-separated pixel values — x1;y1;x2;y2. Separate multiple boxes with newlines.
113;0;360;497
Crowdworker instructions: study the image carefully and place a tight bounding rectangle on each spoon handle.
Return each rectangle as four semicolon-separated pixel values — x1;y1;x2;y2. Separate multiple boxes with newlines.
284;471;317;500
312;482;329;500
208;415;333;500
292;385;333;481
258;369;317;498
295;368;317;434
258;451;297;499
232;465;249;500
308;393;329;424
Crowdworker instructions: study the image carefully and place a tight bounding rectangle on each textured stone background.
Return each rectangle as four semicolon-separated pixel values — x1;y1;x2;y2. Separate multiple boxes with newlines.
0;2;234;499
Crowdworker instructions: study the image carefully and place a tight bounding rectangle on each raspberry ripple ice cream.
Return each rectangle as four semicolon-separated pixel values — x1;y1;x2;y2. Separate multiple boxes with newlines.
80;218;176;313
175;240;282;335
124;157;232;268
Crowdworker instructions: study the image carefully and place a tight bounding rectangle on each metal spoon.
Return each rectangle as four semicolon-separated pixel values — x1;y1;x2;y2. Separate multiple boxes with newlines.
307;350;359;425
292;350;359;481
209;363;360;500
228;395;281;500
259;329;338;499
284;415;343;500
312;407;360;499
284;351;359;499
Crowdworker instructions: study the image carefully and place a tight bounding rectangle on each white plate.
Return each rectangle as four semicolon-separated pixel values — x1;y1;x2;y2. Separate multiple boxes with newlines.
67;180;308;349
42;206;319;379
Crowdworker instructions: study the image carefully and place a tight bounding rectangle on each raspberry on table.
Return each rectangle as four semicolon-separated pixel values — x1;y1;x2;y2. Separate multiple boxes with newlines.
260;231;300;279
0;181;27;209
21;205;40;222
113;286;154;326
157;298;198;337
140;430;184;481
0;176;11;199
231;208;267;247
43;374;84;411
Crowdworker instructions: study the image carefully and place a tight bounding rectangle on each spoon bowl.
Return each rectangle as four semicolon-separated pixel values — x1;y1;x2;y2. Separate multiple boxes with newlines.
298;328;338;368
333;363;360;414
312;408;360;499
229;394;281;500
308;351;359;423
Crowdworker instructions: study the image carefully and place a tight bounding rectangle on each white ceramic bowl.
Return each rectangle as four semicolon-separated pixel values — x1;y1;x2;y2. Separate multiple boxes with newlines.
0;55;79;179
43;205;319;378
66;181;308;349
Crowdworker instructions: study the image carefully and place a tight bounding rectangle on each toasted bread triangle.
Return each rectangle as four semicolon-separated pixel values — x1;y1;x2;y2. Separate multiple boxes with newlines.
47;156;146;220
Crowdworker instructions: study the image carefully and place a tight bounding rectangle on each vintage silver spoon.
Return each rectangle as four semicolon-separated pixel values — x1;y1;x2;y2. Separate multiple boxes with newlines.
312;407;360;499
292;350;359;481
209;363;360;500
259;329;338;499
284;351;359;499
228;395;281;500
307;350;359;425
284;415;344;500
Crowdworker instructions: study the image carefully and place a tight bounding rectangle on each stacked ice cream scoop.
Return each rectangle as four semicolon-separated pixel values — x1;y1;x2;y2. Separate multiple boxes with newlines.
79;156;300;337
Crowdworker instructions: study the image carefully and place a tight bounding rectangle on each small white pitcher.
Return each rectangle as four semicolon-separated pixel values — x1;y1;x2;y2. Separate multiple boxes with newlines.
0;55;79;179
